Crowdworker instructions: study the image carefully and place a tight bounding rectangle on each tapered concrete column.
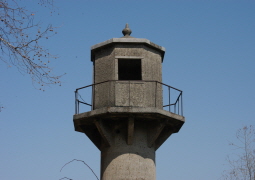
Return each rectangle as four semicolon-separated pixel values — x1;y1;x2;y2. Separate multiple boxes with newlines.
100;121;156;180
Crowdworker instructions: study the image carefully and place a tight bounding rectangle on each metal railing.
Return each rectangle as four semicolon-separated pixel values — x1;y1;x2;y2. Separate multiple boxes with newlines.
74;80;183;116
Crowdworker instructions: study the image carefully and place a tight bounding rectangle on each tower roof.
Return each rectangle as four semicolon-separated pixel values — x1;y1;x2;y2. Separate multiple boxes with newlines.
91;24;165;61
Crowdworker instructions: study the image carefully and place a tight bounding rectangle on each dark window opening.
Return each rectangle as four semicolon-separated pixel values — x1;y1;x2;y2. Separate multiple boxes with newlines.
118;59;141;80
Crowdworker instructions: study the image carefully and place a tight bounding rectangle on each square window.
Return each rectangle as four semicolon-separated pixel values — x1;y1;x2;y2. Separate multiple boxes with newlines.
118;59;141;80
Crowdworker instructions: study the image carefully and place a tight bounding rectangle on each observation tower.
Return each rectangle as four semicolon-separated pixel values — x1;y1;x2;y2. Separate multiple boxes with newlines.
73;24;185;180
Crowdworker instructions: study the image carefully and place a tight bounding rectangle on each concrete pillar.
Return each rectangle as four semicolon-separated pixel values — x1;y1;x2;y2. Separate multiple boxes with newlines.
100;120;156;180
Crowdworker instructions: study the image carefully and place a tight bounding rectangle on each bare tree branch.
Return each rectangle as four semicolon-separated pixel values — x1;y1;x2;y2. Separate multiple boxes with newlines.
0;0;64;90
221;125;255;180
60;159;99;180
59;177;72;180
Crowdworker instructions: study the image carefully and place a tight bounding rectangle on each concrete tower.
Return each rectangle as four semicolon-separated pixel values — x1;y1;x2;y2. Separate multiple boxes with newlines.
73;24;185;180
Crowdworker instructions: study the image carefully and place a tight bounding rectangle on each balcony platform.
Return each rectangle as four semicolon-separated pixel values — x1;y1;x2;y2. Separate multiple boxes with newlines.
73;106;185;150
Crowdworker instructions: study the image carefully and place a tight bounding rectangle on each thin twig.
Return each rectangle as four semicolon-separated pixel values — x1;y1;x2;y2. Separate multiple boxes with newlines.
0;0;63;90
60;159;99;180
59;177;72;180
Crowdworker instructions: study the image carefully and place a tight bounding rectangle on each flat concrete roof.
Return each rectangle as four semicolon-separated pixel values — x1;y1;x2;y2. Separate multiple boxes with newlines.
91;38;165;62
91;38;165;52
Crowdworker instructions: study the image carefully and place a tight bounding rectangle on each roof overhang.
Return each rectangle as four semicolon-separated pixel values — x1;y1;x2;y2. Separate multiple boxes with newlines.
91;38;165;62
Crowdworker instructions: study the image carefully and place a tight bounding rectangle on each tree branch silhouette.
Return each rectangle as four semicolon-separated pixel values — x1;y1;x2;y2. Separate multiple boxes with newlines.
0;0;64;90
60;159;99;180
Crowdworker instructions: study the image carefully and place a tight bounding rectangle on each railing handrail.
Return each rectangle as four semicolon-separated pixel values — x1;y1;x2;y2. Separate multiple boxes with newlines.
76;80;183;92
75;80;183;116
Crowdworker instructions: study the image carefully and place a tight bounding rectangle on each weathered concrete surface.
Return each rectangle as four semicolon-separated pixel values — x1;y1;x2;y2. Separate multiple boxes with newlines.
74;106;184;123
100;121;156;180
91;38;165;59
93;81;162;109
92;42;164;110
73;106;185;151
73;106;184;179
74;27;185;180
102;153;155;180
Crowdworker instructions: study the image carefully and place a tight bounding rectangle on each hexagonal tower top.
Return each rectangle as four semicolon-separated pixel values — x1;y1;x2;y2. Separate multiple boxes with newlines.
91;23;165;62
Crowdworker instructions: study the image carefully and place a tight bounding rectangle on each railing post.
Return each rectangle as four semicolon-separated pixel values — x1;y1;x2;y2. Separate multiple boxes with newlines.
77;100;80;114
155;81;157;108
168;87;170;112
129;81;131;106
114;80;116;107
91;84;94;111
178;97;180;115
75;90;77;114
181;92;183;116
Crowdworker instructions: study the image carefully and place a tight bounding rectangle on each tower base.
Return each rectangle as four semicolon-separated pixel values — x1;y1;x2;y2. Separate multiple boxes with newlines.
73;107;184;180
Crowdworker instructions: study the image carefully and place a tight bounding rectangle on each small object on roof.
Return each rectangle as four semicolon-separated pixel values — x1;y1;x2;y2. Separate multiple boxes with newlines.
122;23;132;37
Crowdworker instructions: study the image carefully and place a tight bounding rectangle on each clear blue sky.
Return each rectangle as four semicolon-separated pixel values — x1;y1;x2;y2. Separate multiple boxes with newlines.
1;1;255;180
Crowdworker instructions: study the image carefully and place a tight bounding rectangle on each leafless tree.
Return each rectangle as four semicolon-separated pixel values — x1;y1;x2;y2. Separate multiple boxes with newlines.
0;0;63;90
221;125;255;180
